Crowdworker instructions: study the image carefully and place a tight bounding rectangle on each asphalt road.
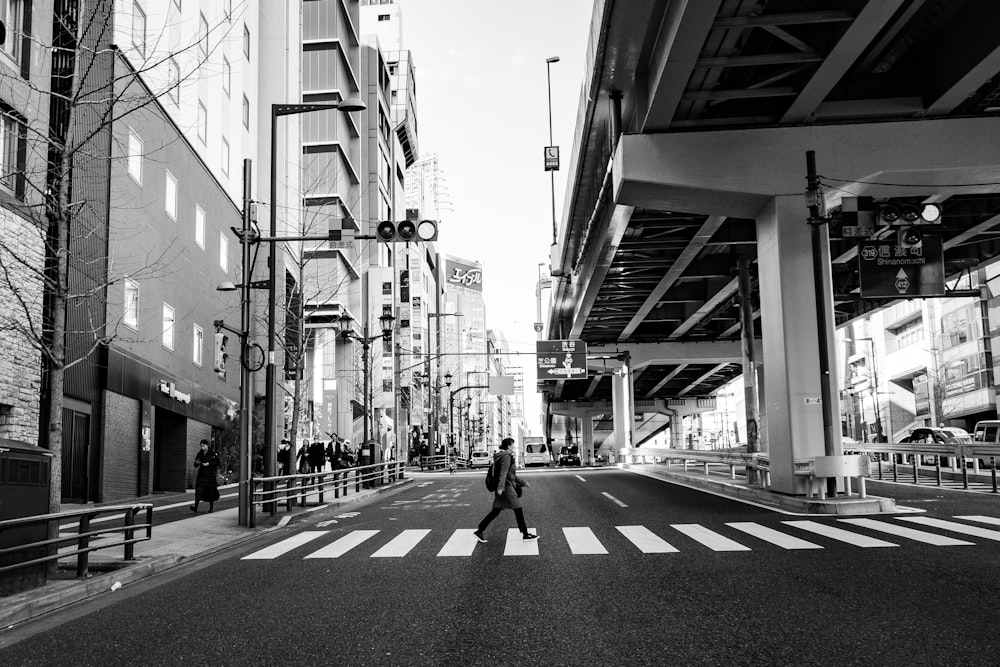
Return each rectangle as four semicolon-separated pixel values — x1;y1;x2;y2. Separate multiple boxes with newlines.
3;469;1000;666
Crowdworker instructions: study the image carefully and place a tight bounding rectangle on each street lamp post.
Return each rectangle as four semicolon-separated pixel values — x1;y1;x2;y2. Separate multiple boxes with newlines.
545;56;560;246
449;382;488;461
265;99;364;506
343;312;395;463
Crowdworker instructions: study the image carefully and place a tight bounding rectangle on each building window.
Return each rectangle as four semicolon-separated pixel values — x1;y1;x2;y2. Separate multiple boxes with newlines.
242;94;250;129
162;303;175;350
382;281;392;295
222;56;231;96
0;111;21;192
198;12;208;59
193;324;204;366
195;204;205;248
164;170;177;220
127;128;142;184
243;24;250;60
124;279;139;329
219;232;228;272
197;101;207;144
378;13;390;21
0;0;23;64
221;137;230;176
132;1;146;58
168;57;180;105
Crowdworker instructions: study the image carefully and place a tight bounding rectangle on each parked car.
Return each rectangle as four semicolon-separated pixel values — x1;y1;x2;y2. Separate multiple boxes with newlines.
468;450;492;468
970;420;1000;467
900;427;973;464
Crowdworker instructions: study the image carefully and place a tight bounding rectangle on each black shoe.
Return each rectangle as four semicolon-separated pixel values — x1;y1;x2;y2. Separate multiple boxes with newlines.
190;506;197;513
522;533;538;540
473;531;487;543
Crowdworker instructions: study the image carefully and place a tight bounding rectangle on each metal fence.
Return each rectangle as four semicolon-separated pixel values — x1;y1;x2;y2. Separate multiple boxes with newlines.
0;504;154;578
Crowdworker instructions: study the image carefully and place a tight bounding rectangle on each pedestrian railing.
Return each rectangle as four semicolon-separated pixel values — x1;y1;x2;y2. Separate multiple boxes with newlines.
627;442;1000;494
419;455;451;470
249;461;407;520
0;504;154;578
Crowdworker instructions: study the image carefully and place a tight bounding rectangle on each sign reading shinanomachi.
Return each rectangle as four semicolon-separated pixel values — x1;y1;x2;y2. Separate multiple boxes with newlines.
857;237;945;298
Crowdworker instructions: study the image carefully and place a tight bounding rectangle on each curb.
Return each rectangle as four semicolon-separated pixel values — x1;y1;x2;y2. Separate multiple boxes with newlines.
632;466;897;514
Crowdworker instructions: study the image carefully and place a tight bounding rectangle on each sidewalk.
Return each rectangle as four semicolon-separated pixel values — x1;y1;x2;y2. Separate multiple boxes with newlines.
0;476;414;629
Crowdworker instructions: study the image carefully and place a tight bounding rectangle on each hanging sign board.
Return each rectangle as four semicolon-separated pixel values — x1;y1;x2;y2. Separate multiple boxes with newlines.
536;340;588;379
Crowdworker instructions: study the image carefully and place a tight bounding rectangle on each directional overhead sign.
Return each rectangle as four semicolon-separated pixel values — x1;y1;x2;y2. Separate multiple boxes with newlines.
857;237;945;298
536;339;588;380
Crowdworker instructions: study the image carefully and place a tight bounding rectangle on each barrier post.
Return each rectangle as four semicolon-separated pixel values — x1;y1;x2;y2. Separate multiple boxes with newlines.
124;508;136;561
76;516;91;577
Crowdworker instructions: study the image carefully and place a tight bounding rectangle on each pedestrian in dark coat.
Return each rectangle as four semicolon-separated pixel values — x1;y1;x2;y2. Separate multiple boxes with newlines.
307;440;326;473
191;439;220;513
473;438;536;543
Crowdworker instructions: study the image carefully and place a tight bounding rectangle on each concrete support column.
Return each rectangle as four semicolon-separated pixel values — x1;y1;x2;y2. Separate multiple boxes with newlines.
756;194;838;493
581;415;595;465
612;367;634;465
669;411;685;449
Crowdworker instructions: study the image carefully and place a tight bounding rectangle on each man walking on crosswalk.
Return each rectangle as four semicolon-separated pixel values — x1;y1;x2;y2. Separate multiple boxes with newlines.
473;438;538;543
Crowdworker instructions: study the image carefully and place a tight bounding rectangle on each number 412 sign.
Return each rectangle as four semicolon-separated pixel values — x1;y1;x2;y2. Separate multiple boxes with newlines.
536;339;588;379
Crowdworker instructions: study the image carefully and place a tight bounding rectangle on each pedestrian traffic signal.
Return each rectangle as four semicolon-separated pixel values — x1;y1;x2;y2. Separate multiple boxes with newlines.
375;219;438;242
213;333;228;377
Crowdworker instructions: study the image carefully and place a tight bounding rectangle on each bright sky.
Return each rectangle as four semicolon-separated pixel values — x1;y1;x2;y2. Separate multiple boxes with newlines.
395;0;595;431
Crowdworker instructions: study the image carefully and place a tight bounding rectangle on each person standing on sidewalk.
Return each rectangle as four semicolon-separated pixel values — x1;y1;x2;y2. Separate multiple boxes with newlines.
191;439;220;513
473;438;537;543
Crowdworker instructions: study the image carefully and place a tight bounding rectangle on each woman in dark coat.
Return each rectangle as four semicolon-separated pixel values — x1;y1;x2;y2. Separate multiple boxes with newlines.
191;439;221;513
473;438;537;542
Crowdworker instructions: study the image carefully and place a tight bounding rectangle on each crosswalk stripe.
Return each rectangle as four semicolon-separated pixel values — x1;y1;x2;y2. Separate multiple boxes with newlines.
242;531;328;560
671;524;751;551
726;522;823;550
437;529;480;557
503;528;539;556
371;529;431;557
616;525;678;553
838;519;973;546
956;515;1000;527
783;520;897;547
563;527;608;554
304;530;380;558
898;517;1000;541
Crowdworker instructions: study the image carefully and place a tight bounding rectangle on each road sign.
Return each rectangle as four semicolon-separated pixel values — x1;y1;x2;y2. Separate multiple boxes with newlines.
536;339;588;379
842;225;874;238
857;237;945;298
544;146;560;171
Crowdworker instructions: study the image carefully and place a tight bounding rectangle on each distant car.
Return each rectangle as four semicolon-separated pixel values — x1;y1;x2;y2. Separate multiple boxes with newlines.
558;445;581;467
468;451;492;468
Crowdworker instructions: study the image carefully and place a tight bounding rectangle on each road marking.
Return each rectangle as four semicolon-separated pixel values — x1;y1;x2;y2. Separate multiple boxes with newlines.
563;527;608;554
304;530;380;558
783;520;897;547
726;522;823;550
899;516;1000;541
316;519;339;527
575;475;586;482
671;524;751;551
601;492;628;508
371;529;431;557
242;531;327;560
839;518;973;546
503;528;540;556
335;512;360;519
437;529;480;557
616;525;679;553
956;515;1000;526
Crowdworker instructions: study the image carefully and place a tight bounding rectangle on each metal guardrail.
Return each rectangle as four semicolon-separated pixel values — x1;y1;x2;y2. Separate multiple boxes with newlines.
250;461;407;520
0;503;154;577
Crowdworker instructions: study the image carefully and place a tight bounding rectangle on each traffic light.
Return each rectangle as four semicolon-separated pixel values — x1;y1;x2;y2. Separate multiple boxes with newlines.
213;333;228;377
375;219;438;242
899;226;923;248
876;199;942;227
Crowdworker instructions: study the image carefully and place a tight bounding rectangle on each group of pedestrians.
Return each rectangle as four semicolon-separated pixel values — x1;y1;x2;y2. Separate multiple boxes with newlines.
282;438;356;475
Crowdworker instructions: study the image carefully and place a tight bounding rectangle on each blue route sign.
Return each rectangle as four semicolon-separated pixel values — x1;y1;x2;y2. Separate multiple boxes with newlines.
857;237;945;298
536;339;588;380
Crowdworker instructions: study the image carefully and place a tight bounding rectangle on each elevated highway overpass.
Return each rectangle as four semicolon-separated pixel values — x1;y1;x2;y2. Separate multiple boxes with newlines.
543;0;1000;495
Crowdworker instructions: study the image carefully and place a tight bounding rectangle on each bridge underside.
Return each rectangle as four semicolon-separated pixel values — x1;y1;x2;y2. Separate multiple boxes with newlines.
544;0;1000;492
